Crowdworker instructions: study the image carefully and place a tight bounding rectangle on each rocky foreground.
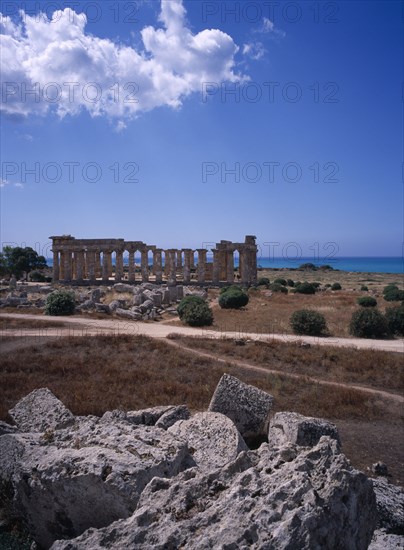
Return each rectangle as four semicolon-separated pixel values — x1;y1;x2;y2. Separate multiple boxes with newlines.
0;375;402;549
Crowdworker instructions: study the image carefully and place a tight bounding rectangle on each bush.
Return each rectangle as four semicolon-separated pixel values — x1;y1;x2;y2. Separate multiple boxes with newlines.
349;308;389;339
181;301;213;327
29;270;46;282
45;290;75;316
360;285;368;291
331;283;342;291
385;305;404;336
357;296;377;308
177;296;205;319
219;285;241;295
290;309;328;336
312;282;321;289
295;282;316;295
257;277;270;286
383;287;404;302
287;279;295;287
219;288;249;309
268;283;288;294
383;284;398;294
273;278;287;286
299;263;317;270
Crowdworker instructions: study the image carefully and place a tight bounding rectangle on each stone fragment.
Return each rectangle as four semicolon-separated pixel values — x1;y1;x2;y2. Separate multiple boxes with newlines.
51;437;376;550
372;478;404;534
155;405;190;430
372;462;389;476
115;308;140;320
0;416;191;548
168;412;248;472
369;529;404;549
113;283;134;293
268;411;341;448
0;420;18;436
208;374;273;441
126;406;175;426
8;388;74;433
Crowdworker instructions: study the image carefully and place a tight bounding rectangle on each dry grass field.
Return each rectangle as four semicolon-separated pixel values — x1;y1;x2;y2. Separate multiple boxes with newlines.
0;334;402;485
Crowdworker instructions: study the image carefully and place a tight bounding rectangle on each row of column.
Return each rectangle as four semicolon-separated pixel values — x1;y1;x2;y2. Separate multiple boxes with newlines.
53;248;253;284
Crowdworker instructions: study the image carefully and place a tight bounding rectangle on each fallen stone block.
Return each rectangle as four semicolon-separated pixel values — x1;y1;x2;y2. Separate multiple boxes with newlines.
268;411;341;449
113;283;134;293
8;388;74;433
208;374;273;442
372;478;404;534
155;405;190;430
168;412;248;472
126;406;175;426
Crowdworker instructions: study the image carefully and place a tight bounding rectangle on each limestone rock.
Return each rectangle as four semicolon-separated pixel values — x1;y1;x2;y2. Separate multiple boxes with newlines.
107;299;121;312
8;388;74;433
208;374;273;441
0;420;18;436
115;308;140;320
268;411;341;448
155;405;190;430
113;283;133;293
39;286;54;294
51;437;376;550
126;406;175;426
369;529;404;549
0;416;191;548
169;412;247;472
372;478;404;534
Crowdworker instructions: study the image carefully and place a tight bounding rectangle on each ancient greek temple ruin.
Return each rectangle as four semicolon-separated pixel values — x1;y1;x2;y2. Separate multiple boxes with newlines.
50;235;257;286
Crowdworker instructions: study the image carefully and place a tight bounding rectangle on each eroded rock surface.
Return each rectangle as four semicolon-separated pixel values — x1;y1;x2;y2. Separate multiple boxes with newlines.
51;437;376;550
268;411;341;449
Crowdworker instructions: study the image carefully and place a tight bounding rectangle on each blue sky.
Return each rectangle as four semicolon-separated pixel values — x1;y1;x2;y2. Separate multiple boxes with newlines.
0;0;402;261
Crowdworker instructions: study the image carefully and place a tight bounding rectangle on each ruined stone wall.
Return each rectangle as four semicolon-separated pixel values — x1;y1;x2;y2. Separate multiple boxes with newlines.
50;235;257;285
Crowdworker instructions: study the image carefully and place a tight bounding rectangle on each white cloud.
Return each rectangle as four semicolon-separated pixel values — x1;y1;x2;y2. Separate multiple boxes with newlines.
242;42;266;61
0;0;245;123
258;18;286;39
0;179;23;188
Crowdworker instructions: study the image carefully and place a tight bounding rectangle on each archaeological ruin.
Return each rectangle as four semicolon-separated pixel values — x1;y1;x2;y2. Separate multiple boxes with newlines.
50;235;257;285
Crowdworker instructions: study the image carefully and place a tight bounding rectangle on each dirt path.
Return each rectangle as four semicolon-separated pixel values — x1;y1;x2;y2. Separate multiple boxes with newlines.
1;313;403;353
164;338;404;405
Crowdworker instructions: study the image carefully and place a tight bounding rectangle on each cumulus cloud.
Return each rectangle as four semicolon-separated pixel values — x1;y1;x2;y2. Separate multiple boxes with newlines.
242;42;266;61
0;0;245;123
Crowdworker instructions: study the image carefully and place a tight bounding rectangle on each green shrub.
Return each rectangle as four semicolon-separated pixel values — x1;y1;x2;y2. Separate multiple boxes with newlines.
383;287;404;302
268;283;288;294
319;264;334;270
219;285;241;295
384;305;404;336
349;308;389;339
177;295;205;319
383;284;398;294
257;277;270;286
324;283;331;288
360;285;368;291
287;279;295;287
295;282;316;295
331;283;342;291
219;288;249;309
357;296;377;308
29;270;47;282
312;282;321;289
273;278;287;286
290;309;328;336
299;263;317;270
45;290;75;316
181;301;213;327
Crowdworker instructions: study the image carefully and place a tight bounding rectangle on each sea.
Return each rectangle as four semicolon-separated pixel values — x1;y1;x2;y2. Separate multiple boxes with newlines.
47;256;404;274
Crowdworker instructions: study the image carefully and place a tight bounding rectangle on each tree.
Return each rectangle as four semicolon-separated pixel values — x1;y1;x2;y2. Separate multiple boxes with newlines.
0;246;47;280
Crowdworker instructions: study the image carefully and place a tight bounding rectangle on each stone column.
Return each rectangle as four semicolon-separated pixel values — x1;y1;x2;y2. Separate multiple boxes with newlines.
226;251;234;284
167;249;176;284
102;251;111;282
115;250;124;282
197;249;207;284
95;252;102;279
75;251;84;282
141;250;149;282
128;251;135;283
212;249;220;284
59;252;65;280
182;249;192;284
87;250;96;283
52;250;60;282
63;249;72;282
176;250;183;270
153;249;163;283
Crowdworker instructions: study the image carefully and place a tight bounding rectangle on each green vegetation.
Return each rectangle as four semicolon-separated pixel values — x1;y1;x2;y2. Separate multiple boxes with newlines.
360;285;369;291
290;309;328;336
219;287;249;309
385;305;404;336
177;295;205;318
45;290;75;316
0;246;47;280
349;308;389;339
331;283;342;291
273;278;287;286
257;277;270;287
295;282;316;295
286;279;295;287
357;296;377;308
268;283;288;294
383;285;404;302
177;295;213;326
